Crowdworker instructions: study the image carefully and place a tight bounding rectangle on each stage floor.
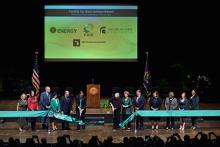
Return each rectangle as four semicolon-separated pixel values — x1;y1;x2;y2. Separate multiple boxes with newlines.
0;121;220;143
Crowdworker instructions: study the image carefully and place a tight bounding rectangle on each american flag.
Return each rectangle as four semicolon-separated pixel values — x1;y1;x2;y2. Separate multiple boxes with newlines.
143;52;151;93
32;52;40;96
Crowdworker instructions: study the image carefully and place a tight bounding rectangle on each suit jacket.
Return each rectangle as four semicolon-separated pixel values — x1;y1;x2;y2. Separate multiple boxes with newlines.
60;96;72;114
75;95;86;112
189;95;199;110
165;97;178;110
134;95;145;110
149;97;162;110
178;99;190;110
50;98;60;112
40;91;51;110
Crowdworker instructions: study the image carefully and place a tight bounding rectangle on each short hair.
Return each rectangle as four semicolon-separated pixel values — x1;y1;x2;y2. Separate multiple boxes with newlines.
169;91;175;97
136;89;141;93
124;91;129;95
153;91;159;96
192;89;197;93
65;91;69;94
114;92;120;98
45;86;50;90
20;93;27;99
79;91;84;94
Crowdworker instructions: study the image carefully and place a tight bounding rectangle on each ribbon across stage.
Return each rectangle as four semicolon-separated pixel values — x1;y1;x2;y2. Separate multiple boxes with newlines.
119;110;220;127
0;111;103;125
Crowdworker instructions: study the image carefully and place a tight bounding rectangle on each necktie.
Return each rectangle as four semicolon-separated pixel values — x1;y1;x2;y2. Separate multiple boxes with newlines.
48;93;50;102
80;98;82;108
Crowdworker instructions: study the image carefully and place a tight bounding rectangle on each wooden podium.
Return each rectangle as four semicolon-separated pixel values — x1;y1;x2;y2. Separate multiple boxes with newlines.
86;84;100;108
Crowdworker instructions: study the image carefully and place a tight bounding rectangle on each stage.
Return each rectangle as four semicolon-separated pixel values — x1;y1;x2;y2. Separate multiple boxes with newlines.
0;121;220;143
0;100;220;143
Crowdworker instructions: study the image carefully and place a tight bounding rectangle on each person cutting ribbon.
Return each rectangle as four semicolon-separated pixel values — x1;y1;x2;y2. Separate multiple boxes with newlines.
76;91;86;131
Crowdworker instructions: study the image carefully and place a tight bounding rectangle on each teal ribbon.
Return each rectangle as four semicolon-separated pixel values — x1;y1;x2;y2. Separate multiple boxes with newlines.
0;111;84;125
136;110;220;117
0;111;105;126
119;110;220;127
0;111;48;117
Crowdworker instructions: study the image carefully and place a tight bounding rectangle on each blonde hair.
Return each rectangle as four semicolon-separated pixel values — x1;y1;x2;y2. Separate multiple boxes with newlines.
20;93;27;99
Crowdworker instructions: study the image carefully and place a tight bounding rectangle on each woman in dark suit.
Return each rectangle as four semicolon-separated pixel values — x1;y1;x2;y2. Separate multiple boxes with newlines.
149;91;162;130
178;92;189;130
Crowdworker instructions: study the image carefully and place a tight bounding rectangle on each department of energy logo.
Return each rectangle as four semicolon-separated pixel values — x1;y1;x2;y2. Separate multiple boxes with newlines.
50;27;56;33
83;24;93;36
49;27;77;33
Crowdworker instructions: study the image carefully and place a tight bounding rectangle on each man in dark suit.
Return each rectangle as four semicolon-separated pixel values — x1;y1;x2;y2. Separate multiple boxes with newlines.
40;86;51;129
75;91;86;131
189;89;200;130
134;89;145;130
60;90;72;130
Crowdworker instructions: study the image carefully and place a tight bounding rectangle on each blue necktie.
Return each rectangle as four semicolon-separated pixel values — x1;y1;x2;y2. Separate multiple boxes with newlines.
80;98;82;108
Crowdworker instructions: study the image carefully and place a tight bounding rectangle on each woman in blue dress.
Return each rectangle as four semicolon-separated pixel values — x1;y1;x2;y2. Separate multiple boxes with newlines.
178;92;189;130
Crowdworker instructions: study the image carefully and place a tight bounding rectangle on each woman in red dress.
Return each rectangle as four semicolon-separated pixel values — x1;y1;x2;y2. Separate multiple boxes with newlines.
28;90;39;131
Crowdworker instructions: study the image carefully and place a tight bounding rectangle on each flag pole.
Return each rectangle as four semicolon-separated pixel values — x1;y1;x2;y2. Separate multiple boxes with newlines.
35;51;39;96
144;51;150;95
32;51;40;97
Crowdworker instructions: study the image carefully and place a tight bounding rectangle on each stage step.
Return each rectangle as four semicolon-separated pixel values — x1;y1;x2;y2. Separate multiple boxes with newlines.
85;116;105;125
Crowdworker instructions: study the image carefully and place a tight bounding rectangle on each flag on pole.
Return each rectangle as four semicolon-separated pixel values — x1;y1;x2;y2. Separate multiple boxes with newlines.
32;52;40;96
143;52;151;93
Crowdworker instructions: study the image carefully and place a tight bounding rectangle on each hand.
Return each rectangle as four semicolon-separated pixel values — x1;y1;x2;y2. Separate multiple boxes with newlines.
135;107;139;110
46;106;50;109
70;110;73;114
123;105;127;108
61;111;64;114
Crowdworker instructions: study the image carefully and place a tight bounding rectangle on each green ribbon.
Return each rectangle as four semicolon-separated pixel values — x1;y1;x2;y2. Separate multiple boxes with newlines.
119;110;220;127
0;111;48;117
0;111;85;125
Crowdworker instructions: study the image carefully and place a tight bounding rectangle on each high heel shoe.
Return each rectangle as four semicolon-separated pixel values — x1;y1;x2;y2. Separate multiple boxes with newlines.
151;125;154;130
19;127;23;132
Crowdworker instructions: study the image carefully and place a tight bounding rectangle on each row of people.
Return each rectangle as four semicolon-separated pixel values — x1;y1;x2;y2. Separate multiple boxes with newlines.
16;86;199;131
110;89;199;131
16;86;86;131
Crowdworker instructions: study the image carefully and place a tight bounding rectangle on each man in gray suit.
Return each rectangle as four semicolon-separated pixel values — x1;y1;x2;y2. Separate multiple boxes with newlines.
40;86;51;129
165;92;178;129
